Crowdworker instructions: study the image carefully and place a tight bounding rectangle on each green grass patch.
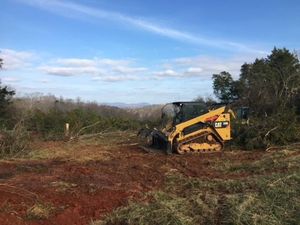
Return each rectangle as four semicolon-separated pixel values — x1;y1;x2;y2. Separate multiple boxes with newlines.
26;202;54;220
227;150;300;173
96;150;300;225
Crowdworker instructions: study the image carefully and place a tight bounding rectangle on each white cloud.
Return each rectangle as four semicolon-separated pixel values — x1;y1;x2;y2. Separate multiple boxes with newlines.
40;78;50;83
156;69;179;77
173;55;261;79
39;66;101;76
155;54;264;80
18;0;266;54
154;67;204;78
185;67;203;76
0;48;268;103
1;76;21;83
55;58;97;67
0;49;35;70
0;48;264;83
113;66;147;74
92;75;138;82
39;57;147;81
55;58;132;67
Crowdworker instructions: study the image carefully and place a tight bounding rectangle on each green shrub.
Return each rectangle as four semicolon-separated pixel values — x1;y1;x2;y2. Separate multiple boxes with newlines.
26;107;143;140
233;108;300;150
0;121;30;158
99;170;300;225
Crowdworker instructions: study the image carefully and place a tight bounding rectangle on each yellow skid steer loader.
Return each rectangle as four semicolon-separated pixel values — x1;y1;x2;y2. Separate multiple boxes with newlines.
138;102;236;154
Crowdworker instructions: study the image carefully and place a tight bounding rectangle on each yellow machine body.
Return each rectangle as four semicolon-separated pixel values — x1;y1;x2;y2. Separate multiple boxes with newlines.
139;103;236;154
166;106;235;154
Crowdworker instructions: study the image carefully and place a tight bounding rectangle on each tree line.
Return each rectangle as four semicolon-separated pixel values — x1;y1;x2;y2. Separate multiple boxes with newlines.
1;47;300;152
212;48;300;148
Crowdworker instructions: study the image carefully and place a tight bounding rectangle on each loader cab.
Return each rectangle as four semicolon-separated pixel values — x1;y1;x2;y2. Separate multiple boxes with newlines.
161;103;179;131
236;107;250;124
161;102;208;131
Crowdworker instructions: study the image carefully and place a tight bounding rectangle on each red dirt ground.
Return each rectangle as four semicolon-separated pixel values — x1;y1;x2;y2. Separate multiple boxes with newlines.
0;143;265;225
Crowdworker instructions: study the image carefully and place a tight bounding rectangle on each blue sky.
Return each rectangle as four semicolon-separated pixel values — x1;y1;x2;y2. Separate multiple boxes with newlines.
0;0;299;104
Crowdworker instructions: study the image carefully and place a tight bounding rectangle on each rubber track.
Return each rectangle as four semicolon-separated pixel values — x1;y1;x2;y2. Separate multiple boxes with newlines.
176;130;223;154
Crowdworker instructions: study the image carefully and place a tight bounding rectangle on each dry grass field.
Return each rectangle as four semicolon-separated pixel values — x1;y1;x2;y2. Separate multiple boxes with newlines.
0;132;299;225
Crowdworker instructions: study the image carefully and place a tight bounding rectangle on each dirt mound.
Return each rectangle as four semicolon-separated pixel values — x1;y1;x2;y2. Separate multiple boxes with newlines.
0;143;265;225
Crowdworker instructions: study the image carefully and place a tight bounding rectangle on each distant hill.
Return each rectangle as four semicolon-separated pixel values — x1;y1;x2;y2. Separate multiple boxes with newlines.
13;95;163;122
100;103;164;121
103;102;151;109
126;104;163;121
